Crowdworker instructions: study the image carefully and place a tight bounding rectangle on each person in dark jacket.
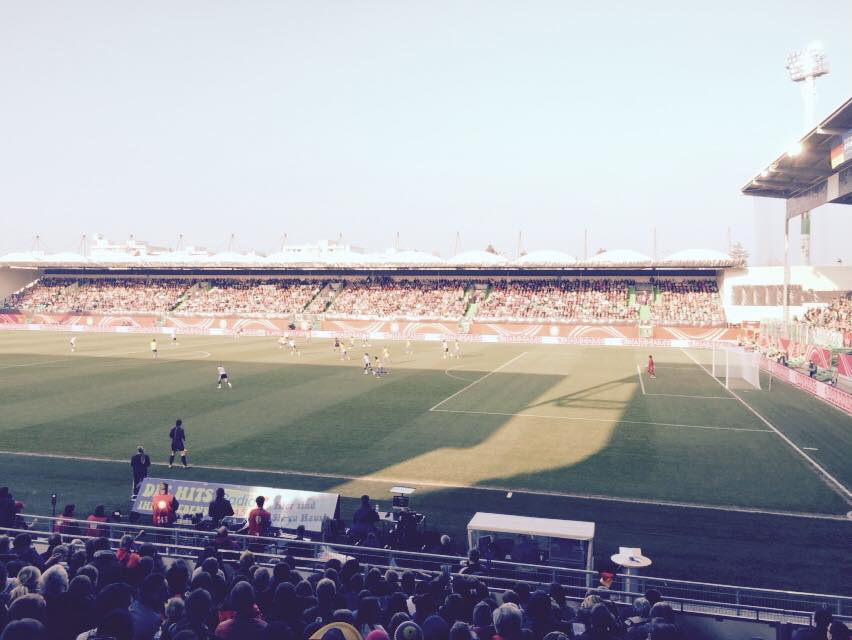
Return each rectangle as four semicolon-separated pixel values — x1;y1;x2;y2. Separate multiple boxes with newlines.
12;534;44;570
0;487;17;529
131;446;152;498
208;488;235;528
168;419;189;469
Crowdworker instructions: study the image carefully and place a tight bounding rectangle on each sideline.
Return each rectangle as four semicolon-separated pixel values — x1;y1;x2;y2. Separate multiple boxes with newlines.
0;449;847;522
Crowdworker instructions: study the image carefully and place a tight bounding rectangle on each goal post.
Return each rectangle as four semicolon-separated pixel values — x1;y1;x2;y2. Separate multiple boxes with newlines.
712;345;761;390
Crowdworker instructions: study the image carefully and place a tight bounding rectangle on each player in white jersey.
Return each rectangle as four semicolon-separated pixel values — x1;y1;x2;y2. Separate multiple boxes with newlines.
340;344;349;360
453;339;461;358
150;339;158;359
278;336;287;349
442;339;449;359
362;353;372;374
349;336;355;349
217;365;232;389
288;338;299;356
69;336;76;352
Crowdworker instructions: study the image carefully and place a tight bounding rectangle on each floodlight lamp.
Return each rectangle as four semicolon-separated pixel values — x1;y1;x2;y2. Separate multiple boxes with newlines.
786;43;829;82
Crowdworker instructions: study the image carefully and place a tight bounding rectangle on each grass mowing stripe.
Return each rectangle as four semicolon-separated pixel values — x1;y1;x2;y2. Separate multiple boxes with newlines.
681;348;852;505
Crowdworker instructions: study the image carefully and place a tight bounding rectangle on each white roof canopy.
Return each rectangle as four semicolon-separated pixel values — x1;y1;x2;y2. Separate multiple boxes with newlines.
467;512;594;540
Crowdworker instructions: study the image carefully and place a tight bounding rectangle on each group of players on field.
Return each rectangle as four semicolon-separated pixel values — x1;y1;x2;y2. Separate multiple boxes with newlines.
69;331;471;390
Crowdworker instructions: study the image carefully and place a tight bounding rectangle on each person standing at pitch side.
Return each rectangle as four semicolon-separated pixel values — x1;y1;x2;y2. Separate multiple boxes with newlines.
168;419;190;469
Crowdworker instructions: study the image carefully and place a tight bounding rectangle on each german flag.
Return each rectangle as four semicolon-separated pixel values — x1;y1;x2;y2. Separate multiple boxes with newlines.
830;142;846;169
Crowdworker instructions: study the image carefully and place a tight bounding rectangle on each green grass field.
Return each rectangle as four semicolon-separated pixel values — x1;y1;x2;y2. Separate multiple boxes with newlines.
1;330;850;593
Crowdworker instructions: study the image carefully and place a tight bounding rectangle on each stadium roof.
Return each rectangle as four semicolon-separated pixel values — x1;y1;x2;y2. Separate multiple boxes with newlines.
742;97;852;205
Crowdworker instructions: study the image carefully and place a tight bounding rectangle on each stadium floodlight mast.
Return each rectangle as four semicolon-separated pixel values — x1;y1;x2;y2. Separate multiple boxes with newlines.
785;42;829;131
784;42;829;274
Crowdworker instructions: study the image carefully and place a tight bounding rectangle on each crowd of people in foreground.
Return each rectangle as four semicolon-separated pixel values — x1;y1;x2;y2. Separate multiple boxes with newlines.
3;277;727;326
803;295;852;333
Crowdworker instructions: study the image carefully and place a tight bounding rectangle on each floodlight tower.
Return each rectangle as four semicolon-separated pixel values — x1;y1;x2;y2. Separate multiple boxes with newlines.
785;43;829;266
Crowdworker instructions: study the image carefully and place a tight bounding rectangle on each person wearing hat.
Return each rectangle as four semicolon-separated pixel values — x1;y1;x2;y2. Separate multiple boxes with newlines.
208;488;235;528
394;621;423;640
309;621;365;640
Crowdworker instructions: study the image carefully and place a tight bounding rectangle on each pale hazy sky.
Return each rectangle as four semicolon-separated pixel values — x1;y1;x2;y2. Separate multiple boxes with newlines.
1;1;851;263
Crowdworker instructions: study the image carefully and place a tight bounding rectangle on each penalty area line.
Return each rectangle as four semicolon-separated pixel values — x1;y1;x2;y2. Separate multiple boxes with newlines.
0;449;846;522
681;348;852;506
430;408;771;432
636;365;646;395
429;351;527;412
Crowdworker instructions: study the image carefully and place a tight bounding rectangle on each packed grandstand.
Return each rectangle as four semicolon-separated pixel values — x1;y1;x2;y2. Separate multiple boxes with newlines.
1;276;728;327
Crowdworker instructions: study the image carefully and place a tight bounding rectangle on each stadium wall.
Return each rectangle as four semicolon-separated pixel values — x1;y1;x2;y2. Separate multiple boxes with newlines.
0;266;40;299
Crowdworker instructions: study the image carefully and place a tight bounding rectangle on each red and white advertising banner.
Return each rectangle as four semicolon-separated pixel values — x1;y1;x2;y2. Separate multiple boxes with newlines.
838;353;852;379
804;344;832;368
762;358;852;416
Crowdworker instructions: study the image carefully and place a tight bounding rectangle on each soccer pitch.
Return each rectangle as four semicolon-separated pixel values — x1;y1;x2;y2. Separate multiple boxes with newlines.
1;330;851;591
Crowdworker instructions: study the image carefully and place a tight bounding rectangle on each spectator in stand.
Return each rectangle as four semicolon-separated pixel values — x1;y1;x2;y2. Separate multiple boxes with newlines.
11;536;43;571
53;506;79;538
803;295;852;333
208;489;235;529
327;279;467;320
794;607;834;640
829;622;850;640
350;496;379;543
129;574;169;640
84;507;109;540
245;497;271;538
0;488;15;529
130;447;151;500
214;581;268;639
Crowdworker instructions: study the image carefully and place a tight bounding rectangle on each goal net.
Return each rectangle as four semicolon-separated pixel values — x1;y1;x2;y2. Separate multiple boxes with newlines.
711;347;761;390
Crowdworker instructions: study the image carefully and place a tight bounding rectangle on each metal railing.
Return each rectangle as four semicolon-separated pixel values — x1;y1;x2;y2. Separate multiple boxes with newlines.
8;514;851;623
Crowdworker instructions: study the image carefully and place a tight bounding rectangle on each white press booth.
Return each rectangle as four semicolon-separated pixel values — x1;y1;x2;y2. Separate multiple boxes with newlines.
467;512;595;571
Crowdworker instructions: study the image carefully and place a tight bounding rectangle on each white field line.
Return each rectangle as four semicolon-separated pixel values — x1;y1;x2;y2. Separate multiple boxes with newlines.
0;358;69;370
644;392;735;400
636;364;646;395
429;352;527;411
0;342;219;371
0;449;847;521
444;364;479;383
681;348;852;505
430;408;772;433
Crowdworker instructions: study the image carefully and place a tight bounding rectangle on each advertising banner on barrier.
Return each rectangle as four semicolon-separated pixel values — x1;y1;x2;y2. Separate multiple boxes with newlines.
762;359;852;416
804;344;831;368
839;353;852;379
131;478;340;533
